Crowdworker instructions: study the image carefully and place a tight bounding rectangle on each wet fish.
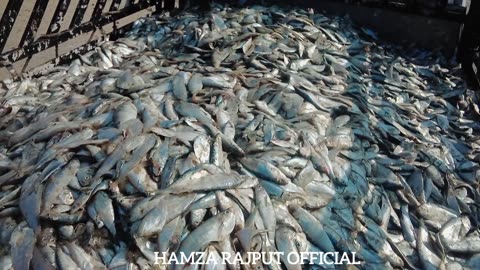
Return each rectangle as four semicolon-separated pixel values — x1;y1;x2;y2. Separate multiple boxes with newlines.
0;3;478;270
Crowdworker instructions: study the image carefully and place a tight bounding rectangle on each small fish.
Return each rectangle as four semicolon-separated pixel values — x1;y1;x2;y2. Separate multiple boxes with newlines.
177;209;235;259
9;222;35;270
0;3;477;269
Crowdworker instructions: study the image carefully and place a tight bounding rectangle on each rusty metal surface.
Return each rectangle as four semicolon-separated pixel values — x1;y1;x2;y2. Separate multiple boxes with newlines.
309;1;463;56
0;0;181;81
323;0;470;20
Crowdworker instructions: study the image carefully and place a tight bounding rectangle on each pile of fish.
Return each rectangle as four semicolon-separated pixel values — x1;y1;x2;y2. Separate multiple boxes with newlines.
1;2;480;270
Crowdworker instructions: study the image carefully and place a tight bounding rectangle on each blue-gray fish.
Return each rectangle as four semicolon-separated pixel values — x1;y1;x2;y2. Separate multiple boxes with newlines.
176;209;235;260
9;222;35;270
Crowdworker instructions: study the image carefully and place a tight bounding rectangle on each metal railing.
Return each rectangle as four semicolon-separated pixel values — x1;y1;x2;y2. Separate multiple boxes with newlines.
0;0;471;81
0;0;183;81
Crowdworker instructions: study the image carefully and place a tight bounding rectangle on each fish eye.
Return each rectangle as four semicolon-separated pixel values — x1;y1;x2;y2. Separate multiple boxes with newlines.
295;240;302;248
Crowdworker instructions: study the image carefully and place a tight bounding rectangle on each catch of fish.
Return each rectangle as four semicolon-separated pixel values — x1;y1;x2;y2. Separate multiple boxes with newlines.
1;2;480;270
